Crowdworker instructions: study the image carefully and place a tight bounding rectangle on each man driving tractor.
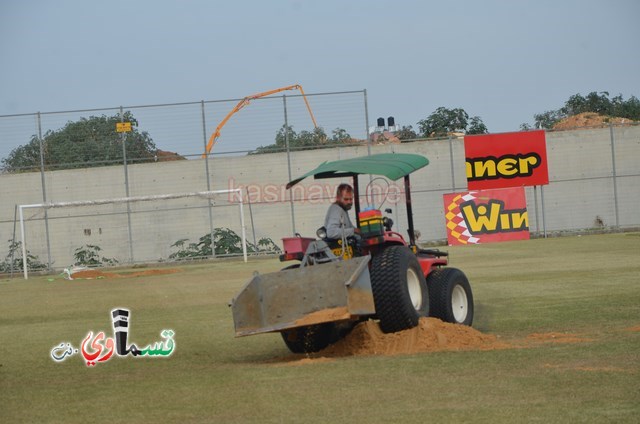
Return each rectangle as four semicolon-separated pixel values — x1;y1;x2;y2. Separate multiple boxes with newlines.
324;183;361;240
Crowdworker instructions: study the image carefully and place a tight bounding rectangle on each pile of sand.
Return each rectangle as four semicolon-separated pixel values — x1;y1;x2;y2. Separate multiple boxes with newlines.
314;317;510;358
278;318;601;364
553;112;636;130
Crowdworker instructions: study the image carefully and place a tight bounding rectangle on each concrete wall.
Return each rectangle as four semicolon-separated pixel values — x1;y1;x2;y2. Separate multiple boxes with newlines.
1;125;638;269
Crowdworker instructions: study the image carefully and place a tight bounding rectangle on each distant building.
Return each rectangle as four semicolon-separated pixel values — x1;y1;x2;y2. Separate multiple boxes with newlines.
369;116;401;144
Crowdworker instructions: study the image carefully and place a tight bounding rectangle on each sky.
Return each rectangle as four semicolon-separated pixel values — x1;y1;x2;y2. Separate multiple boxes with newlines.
1;0;639;158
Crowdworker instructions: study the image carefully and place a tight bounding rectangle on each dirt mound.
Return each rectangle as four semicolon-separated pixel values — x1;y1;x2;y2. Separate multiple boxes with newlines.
553;112;636;130
69;268;181;279
275;316;611;364
279;319;600;364
314;317;509;358
155;150;186;161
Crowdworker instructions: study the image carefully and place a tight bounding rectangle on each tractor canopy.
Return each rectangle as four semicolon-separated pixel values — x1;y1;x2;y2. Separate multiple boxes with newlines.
286;153;429;189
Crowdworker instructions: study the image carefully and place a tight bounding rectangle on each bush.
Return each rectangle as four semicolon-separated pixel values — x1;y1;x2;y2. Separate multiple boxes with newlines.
169;228;281;260
0;240;47;273
73;244;119;267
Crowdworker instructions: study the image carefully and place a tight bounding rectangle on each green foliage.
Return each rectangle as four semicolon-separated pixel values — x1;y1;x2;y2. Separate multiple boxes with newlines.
562;92;640;119
519;122;533;131
73;244;119;267
252;125;352;154
1;111;157;172
254;237;281;252
533;110;566;130
0;240;46;273
169;228;281;260
395;125;418;141
466;116;489;135
530;92;640;129
417;107;488;137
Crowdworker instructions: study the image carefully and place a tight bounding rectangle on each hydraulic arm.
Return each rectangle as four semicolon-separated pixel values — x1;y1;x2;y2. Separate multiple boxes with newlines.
203;84;318;156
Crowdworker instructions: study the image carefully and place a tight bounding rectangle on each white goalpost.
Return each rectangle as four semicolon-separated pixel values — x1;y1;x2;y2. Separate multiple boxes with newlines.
18;189;247;279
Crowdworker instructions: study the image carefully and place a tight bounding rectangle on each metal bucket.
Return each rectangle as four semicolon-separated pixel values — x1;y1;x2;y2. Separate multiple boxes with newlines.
231;256;374;337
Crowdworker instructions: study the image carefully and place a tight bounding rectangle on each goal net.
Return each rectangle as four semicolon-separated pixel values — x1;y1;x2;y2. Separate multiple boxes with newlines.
17;189;246;279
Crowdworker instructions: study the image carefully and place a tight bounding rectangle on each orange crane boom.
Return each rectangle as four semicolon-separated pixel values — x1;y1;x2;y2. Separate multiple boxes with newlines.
203;84;318;157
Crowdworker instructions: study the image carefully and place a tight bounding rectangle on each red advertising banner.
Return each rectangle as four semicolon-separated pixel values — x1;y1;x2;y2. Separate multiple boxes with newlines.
464;130;549;190
443;187;529;246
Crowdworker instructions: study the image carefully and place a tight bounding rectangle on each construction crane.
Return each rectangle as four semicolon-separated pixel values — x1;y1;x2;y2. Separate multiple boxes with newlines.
203;84;318;157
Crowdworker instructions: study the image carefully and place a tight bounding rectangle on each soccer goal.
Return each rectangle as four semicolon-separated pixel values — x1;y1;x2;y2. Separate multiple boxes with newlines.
18;189;247;279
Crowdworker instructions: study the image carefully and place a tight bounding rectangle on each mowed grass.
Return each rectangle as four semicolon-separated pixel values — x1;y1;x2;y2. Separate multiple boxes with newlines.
1;233;639;423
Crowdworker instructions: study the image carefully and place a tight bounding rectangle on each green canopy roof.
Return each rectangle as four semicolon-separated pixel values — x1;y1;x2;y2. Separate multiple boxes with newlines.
286;153;429;189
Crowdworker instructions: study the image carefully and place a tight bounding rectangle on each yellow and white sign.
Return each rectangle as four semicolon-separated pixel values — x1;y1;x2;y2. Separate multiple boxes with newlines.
116;122;132;133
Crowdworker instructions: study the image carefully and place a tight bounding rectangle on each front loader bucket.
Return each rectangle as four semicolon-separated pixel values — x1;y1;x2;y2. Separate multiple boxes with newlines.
231;256;374;337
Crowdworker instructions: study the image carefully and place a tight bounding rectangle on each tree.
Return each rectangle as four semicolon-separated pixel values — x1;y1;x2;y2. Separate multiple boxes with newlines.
561;91;613;116
527;92;640;129
466;116;489;135
519;123;533;131
395;125;418;141
611;94;640;119
417;107;488;137
252;125;351;154
330;128;351;143
1;111;157;172
533;110;565;129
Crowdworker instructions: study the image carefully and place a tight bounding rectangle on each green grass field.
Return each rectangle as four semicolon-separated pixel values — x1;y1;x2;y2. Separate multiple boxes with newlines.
1;233;639;423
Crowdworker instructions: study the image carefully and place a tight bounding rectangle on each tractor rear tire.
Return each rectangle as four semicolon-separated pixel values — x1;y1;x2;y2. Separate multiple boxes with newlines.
370;245;429;333
427;267;474;326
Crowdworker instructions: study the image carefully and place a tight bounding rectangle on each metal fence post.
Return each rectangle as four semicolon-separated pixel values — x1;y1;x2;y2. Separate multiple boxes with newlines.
533;186;540;235
36;112;52;270
201;100;216;257
448;136;456;192
10;205;17;276
364;89;371;156
283;94;296;235
120;107;134;263
609;123;620;228
246;187;257;248
541;185;547;238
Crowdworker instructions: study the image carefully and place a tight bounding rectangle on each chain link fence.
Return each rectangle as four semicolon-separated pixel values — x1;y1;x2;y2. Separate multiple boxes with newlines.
0;90;370;274
1;91;639;275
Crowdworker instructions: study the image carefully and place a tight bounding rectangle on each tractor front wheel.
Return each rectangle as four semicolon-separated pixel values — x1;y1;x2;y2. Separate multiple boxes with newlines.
278;263;354;354
281;321;358;354
427;267;474;326
370;245;429;333
280;324;339;354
